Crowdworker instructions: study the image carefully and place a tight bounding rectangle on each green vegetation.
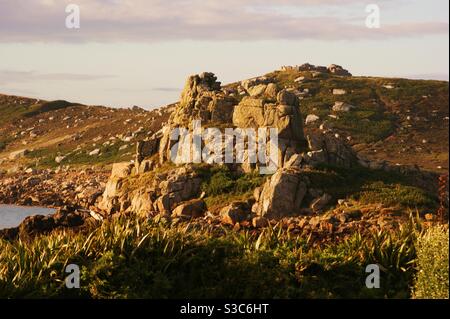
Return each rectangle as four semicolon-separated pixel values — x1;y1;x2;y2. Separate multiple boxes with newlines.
198;166;265;208
302;164;438;210
0;99;77;126
0;215;429;299
266;72;448;144
356;182;436;208
26;142;133;168
412;225;449;299
0;136;13;152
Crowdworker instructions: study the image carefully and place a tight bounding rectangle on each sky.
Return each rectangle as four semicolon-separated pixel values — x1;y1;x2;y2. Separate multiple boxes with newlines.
0;0;448;109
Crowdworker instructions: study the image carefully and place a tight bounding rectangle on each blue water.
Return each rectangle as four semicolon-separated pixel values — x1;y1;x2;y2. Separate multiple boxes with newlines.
0;205;55;229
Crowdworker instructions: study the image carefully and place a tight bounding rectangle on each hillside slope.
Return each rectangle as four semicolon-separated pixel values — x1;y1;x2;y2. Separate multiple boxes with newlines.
0;65;448;173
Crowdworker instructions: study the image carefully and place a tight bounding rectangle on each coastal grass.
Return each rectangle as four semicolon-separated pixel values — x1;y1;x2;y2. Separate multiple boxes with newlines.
0;214;442;299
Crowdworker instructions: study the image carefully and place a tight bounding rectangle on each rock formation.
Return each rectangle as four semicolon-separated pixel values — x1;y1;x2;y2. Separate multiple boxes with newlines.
94;69;438;223
280;63;352;76
98;165;202;216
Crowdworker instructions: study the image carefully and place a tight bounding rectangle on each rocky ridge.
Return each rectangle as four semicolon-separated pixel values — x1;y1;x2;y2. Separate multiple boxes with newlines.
0;64;447;241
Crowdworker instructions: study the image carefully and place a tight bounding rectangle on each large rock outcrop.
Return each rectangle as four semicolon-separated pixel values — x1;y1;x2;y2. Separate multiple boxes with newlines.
158;72;237;164
252;132;359;219
280;63;352;76
138;72;311;171
170;72;235;126
232;89;309;166
98;165;202;216
253;167;309;219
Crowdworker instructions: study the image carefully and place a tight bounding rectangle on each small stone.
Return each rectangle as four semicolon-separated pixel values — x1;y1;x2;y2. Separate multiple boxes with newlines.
89;149;100;156
332;89;346;95
220;202;250;225
305;114;320;125
171;199;206;218
55;155;65;164
332;102;355;112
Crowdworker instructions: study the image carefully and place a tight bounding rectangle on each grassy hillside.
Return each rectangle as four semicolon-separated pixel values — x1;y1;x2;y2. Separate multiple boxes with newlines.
0;94;78;126
263;70;449;172
0;94;172;169
0;71;448;172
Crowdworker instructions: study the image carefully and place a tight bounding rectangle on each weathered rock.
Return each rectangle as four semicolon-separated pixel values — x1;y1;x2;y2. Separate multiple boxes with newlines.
209;95;236;123
89;149;100;156
304;133;358;168
220;201;251;225
332;102;355;112
232;97;265;127
255;168;308;219
311;193;332;212
232;89;308;156
9;149;29;160
12;207;90;240
111;162;134;179
158;73;237;163
327;64;352;76
171;199;206;218
98;177;124;213
169;72;232;126
252;216;268;228
136;138;159;164
305;114;320;125
98;165;202;215
332;89;346;95
136;159;154;174
247;84;267;97
264;83;279;99
55;155;65;164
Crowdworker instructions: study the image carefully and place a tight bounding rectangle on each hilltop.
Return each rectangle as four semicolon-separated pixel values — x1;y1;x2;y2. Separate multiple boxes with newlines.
0;63;448;173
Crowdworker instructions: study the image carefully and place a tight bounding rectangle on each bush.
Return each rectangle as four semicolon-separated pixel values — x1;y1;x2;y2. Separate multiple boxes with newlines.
200;167;264;198
201;169;235;196
412;225;449;299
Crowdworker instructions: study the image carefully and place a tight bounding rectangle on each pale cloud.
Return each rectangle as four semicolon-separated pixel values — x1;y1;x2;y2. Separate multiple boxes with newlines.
0;0;447;42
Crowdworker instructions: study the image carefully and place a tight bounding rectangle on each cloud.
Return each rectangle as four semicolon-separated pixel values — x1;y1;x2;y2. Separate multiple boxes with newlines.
0;0;447;42
0;70;115;85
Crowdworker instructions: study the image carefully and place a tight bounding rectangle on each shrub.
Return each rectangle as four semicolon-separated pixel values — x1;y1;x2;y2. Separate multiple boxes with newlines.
201;169;235;196
356;182;437;209
200;167;264;198
412;225;449;299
